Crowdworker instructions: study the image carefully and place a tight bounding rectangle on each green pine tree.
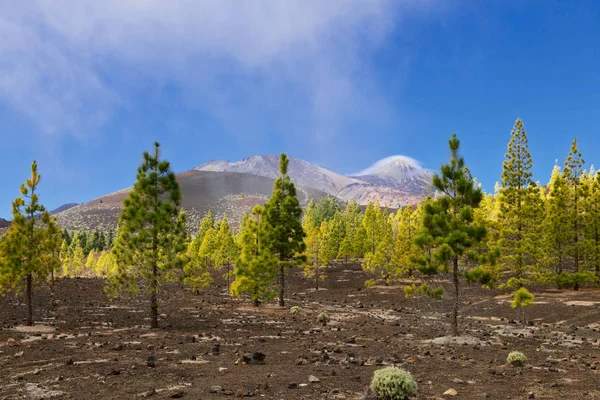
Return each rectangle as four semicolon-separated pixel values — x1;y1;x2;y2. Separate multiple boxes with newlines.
563;139;586;287
544;165;570;280
214;215;238;292
497;119;544;286
262;153;306;307
108;142;187;329
0;161;61;326
414;133;495;336
231;205;278;306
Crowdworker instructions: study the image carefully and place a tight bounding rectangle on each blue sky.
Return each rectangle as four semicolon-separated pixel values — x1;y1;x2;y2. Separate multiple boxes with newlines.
1;1;599;218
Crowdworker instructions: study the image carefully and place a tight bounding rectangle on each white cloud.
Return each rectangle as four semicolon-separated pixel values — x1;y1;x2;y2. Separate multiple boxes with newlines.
0;0;436;141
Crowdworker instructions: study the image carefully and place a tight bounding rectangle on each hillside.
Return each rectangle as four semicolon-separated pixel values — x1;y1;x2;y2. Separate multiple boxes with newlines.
55;170;330;233
196;154;431;208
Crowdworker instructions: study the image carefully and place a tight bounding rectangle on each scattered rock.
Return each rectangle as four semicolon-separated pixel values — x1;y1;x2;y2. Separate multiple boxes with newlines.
209;385;223;393
444;388;458;396
308;375;320;383
287;383;298;389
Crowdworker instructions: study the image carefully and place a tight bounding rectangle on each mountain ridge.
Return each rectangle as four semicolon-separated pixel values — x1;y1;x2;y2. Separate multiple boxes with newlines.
196;154;430;207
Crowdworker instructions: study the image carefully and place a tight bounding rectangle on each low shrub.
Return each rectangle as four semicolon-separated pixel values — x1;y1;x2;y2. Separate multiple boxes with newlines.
370;366;418;400
317;312;330;325
506;351;527;367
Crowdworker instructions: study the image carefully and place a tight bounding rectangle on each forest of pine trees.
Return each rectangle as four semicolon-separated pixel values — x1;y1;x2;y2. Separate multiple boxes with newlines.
1;119;600;332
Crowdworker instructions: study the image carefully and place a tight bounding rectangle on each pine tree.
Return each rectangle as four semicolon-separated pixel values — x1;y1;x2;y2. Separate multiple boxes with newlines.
544;165;570;279
95;251;108;276
231;205;278;306
337;200;364;261
392;206;421;277
85;251;96;273
108;142;187;329
562;139;586;287
0;161;61;326
105;230;115;249
414;134;493;336
59;239;71;278
214;215;238;292
71;242;85;277
262;153;306;307
585;170;600;280
302;199;317;233
304;225;325;289
497;119;544;286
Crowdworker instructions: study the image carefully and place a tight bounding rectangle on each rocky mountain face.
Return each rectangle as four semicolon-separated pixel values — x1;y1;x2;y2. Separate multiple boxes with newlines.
196;154;431;208
196;155;361;194
55;170;330;233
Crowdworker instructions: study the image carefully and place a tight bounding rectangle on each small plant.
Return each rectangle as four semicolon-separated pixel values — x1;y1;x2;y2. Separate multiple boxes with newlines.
317;312;330;325
511;287;534;327
370;366;418;400
506;351;527;367
364;279;376;288
289;306;301;315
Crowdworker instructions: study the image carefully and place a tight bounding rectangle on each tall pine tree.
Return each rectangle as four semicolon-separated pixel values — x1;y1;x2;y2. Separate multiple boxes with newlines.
415;134;493;336
261;154;306;307
108;142;187;328
497;119;543;286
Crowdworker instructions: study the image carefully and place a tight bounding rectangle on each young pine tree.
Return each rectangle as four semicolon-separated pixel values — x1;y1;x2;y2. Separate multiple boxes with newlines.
231;205;278;306
108;142;187;329
304;225;324;290
85;251;96;274
262;153;306;307
415;134;494;336
497;119;544;286
0;161;61;326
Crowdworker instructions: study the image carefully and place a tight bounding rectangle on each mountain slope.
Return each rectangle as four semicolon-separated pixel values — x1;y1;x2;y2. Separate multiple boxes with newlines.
50;203;79;215
196;154;361;194
55;170;330;233
197;154;431;207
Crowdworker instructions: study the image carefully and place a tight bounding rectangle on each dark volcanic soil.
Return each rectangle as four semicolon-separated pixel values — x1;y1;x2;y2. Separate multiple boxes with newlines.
1;264;600;400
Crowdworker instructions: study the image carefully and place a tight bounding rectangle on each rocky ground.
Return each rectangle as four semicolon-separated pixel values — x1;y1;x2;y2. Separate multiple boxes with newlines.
1;263;600;399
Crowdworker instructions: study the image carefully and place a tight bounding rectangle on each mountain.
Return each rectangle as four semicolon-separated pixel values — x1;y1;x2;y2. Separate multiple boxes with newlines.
196;154;360;194
351;156;431;195
0;218;10;235
49;203;79;215
55;170;330;233
196;154;430;208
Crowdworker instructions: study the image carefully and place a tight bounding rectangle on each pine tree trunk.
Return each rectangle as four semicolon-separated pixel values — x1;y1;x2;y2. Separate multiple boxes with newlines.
450;257;459;337
279;264;285;307
315;272;319;290
150;264;158;329
226;262;230;293
26;273;33;326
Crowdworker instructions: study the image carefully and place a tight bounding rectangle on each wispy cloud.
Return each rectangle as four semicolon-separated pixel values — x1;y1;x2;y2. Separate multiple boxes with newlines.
0;1;436;143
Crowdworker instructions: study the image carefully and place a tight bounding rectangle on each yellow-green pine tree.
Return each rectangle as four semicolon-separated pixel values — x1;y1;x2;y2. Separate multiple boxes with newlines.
0;161;61;325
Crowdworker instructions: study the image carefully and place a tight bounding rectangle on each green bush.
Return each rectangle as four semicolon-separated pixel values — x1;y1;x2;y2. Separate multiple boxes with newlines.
555;272;596;289
317;312;330;325
370;366;418;400
506;351;527;367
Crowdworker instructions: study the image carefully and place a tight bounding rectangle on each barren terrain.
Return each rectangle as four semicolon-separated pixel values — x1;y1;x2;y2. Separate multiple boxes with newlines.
1;264;600;399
